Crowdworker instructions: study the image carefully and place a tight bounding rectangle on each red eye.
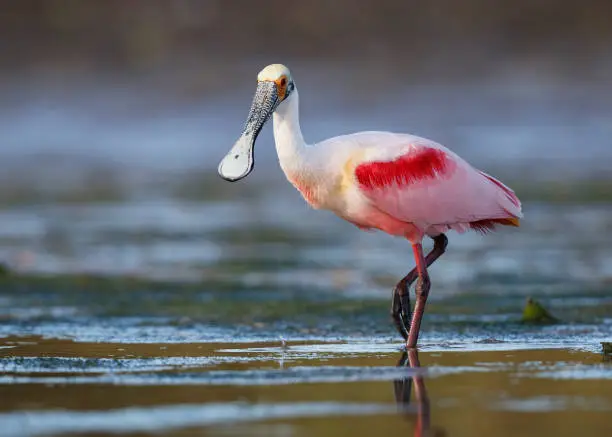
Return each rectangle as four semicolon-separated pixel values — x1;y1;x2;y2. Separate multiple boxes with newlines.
280;78;287;86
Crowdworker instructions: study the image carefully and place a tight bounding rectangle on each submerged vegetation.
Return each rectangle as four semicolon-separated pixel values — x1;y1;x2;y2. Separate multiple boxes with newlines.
521;297;559;324
0;268;609;335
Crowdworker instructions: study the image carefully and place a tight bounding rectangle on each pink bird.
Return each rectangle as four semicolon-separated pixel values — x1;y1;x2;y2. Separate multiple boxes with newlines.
218;64;523;348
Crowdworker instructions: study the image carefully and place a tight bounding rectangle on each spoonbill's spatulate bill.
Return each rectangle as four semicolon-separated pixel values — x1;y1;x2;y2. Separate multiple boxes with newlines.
218;64;523;348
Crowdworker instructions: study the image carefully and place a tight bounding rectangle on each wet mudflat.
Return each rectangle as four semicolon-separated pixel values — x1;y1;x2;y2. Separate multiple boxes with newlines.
1;336;611;437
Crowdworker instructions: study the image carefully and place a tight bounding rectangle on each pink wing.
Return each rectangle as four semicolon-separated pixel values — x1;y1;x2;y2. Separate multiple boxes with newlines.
353;142;522;235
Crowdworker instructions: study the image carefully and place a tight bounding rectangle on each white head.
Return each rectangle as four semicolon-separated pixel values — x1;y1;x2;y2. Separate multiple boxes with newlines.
218;64;296;182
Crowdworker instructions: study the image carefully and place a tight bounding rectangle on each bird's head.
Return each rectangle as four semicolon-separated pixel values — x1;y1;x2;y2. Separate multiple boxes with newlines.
256;63;294;103
218;64;295;182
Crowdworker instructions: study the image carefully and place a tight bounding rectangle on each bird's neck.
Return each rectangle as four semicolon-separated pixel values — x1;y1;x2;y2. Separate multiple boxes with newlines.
272;89;307;168
272;88;328;209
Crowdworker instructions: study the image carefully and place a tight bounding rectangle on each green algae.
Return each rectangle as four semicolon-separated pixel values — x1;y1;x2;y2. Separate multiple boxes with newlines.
521;298;559;324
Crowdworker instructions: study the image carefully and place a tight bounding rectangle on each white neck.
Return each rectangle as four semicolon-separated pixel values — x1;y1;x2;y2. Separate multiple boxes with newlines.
272;88;307;168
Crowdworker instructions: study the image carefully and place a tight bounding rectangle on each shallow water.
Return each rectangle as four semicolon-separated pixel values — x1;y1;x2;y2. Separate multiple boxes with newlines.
0;75;611;436
1;337;612;437
0;196;611;435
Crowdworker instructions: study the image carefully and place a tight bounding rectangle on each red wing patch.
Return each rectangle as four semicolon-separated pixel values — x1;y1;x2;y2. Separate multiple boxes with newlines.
355;148;451;190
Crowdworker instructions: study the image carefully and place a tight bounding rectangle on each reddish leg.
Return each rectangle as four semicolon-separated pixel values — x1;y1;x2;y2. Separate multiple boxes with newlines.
391;234;447;340
406;242;431;349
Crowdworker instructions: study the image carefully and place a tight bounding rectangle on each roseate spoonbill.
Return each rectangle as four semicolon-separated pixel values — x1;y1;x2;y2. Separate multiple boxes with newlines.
218;64;523;348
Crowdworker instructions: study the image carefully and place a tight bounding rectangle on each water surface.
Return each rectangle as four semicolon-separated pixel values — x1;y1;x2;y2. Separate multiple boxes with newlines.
0;75;611;437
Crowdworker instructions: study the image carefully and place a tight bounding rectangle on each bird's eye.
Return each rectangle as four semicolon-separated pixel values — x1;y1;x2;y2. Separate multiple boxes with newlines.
280;77;287;86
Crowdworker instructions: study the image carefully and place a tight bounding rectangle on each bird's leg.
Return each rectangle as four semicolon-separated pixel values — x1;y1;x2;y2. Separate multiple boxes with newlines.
391;275;412;340
391;234;448;340
406;242;432;349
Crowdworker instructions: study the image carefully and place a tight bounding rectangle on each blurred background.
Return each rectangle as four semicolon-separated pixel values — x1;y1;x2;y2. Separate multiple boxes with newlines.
2;3;612;436
0;0;611;293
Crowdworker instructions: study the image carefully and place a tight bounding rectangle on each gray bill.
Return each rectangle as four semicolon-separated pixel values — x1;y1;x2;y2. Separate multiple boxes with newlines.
218;81;279;182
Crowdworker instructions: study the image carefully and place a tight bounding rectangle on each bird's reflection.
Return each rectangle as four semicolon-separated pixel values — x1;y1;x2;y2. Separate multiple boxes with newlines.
393;349;445;437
